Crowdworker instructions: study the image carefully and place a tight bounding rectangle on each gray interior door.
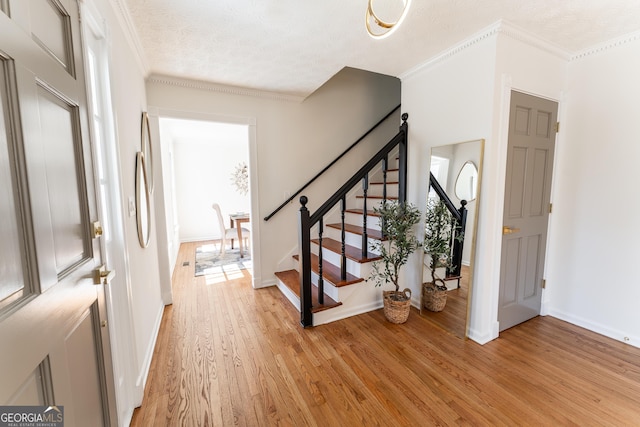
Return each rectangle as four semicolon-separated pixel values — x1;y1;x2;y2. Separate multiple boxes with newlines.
0;1;114;425
499;90;557;332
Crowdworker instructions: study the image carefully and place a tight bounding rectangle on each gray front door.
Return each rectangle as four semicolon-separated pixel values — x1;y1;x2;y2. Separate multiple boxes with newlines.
499;90;558;331
0;1;114;425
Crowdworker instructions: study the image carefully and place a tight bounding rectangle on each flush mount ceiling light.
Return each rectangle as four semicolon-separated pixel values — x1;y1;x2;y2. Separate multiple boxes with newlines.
365;0;412;39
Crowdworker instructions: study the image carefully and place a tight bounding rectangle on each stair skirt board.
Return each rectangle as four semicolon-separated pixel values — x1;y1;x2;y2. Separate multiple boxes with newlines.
312;297;384;326
275;279;301;310
274;281;423;327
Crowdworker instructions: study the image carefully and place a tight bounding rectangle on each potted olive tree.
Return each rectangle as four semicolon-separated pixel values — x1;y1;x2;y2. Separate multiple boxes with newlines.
369;201;421;324
422;198;459;312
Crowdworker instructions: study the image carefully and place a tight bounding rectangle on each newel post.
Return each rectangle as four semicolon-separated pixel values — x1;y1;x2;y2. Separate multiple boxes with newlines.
298;196;313;327
398;113;408;205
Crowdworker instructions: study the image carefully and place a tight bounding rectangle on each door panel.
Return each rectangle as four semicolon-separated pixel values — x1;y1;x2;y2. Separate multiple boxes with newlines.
530;149;548;215
502;239;521;304
499;90;557;331
36;84;88;274
27;0;74;74
523;235;541;299
64;307;105;427
0;57;28;305
507;147;527;217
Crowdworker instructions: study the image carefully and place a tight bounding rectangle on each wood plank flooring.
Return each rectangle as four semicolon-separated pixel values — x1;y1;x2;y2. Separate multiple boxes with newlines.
420;265;470;338
130;241;640;426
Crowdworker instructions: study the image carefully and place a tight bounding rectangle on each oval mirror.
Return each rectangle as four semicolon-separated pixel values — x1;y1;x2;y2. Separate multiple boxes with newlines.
136;151;151;248
454;161;478;202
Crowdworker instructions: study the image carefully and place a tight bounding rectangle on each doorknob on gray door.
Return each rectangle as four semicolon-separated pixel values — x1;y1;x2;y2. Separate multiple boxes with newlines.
502;226;521;235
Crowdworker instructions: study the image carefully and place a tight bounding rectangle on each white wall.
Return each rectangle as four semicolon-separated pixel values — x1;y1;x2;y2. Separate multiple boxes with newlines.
545;34;640;347
147;67;401;289
96;0;166;410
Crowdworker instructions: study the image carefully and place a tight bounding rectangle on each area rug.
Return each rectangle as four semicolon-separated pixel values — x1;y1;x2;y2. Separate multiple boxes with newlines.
194;244;252;276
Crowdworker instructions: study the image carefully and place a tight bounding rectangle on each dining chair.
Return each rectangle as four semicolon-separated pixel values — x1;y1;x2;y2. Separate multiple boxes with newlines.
211;203;250;255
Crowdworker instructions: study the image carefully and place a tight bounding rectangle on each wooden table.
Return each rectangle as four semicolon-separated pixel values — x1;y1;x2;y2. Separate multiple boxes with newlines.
229;213;250;258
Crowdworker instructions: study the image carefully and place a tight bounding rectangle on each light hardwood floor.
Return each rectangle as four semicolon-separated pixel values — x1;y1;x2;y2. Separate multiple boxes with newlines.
131;241;640;426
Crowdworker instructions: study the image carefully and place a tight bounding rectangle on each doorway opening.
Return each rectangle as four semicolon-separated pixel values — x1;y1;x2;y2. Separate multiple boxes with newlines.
158;118;254;284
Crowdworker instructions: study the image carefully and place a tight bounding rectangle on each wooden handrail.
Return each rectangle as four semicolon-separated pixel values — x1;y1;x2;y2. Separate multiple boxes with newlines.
264;104;401;221
297;113;408;327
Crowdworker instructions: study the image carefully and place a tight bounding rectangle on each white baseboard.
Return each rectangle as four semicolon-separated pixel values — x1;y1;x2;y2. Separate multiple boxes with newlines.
257;278;276;289
121;408;134;427
134;302;165;405
547;308;640;349
467;327;495;345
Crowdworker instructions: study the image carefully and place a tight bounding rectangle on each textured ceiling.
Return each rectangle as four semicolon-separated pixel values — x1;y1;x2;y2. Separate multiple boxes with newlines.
123;0;640;97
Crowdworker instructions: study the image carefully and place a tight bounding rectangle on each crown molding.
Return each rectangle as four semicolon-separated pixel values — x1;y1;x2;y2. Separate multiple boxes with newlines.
400;20;571;81
400;21;502;81
109;0;149;76
570;29;640;61
497;20;570;60
147;74;306;103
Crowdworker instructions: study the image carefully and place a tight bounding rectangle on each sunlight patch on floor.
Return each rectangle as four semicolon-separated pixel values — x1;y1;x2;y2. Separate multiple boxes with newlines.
204;262;253;285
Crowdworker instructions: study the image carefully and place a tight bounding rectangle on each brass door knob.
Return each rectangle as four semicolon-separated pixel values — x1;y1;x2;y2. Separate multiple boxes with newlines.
93;265;116;285
503;226;521;235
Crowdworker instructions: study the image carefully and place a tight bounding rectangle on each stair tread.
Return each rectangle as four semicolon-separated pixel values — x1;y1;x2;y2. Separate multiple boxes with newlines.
293;254;364;287
369;181;399;185
275;269;342;313
326;223;385;240
356;195;398;200
311;237;381;263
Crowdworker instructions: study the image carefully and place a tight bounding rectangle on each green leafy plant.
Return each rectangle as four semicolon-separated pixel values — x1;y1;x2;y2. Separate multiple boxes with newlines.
369;201;421;296
423;198;460;291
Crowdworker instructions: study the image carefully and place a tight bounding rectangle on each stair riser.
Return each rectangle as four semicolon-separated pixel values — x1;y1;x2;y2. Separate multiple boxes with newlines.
345;212;382;230
353;197;399;211
324;227;382;255
375;169;399;181
311;245;372;278
365;184;399;198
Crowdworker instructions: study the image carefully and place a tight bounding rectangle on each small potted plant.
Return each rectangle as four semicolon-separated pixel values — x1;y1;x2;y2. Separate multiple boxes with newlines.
422;198;460;312
369;201;421;324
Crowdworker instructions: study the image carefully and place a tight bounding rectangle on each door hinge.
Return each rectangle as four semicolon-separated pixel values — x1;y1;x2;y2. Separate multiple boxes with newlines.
542;279;546;289
555;122;560;133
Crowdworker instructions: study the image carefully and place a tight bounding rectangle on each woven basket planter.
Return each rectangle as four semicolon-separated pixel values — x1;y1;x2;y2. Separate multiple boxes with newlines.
423;282;447;312
382;289;412;324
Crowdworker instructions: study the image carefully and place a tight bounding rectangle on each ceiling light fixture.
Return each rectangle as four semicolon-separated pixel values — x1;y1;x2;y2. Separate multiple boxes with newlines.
365;0;412;39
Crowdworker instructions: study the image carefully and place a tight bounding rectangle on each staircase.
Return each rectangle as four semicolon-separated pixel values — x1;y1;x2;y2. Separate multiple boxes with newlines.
274;114;409;327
